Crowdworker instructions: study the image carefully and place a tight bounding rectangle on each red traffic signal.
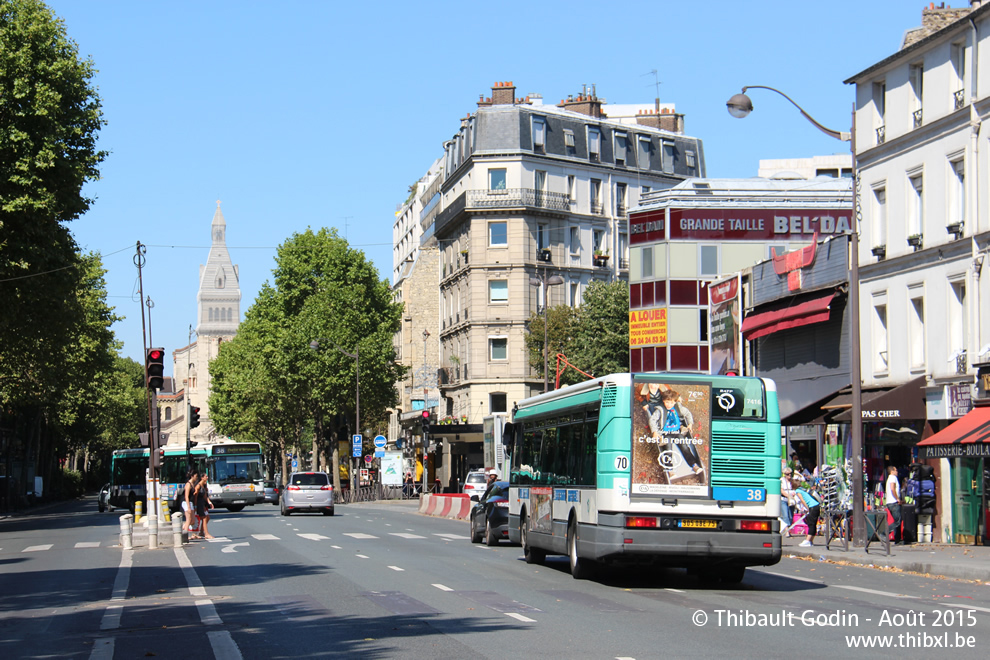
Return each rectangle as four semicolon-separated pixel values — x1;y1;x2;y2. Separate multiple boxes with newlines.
421;410;431;435
146;347;165;390
189;406;201;429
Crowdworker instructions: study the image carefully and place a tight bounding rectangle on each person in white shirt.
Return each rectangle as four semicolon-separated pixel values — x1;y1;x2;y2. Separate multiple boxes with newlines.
885;465;902;544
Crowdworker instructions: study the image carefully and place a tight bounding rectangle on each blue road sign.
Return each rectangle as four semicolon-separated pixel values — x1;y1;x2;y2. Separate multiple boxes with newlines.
352;434;362;457
374;434;387;448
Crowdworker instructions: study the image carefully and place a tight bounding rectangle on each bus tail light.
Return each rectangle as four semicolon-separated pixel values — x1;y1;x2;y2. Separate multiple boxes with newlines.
740;520;770;532
626;516;658;528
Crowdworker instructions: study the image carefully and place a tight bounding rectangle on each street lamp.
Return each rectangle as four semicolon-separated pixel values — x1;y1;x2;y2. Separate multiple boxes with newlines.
727;85;865;547
309;338;359;494
529;249;565;392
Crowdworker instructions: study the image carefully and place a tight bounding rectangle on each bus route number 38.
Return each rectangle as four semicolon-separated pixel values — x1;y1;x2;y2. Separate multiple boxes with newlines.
614;455;629;471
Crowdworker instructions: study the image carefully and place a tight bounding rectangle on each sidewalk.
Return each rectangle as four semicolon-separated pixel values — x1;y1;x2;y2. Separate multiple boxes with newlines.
781;531;990;582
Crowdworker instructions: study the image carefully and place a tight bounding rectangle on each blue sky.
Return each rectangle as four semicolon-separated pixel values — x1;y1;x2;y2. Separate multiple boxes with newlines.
51;0;928;372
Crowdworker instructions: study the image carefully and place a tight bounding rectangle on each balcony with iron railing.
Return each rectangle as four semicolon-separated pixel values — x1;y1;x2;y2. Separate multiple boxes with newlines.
435;188;571;236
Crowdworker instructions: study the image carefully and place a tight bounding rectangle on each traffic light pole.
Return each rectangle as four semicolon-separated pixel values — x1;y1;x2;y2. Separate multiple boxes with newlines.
147;390;160;550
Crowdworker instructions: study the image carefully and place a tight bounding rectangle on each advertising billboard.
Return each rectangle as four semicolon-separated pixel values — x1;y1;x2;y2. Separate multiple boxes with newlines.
629;307;667;347
709;275;741;376
631;377;712;497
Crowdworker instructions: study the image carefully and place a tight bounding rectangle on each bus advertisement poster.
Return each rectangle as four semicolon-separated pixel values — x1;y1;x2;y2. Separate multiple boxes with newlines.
632;379;712;497
529;486;552;533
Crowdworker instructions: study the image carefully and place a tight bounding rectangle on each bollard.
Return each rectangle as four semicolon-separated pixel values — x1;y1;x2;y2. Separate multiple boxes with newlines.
172;513;183;548
134;500;143;524
120;514;133;550
161;498;171;523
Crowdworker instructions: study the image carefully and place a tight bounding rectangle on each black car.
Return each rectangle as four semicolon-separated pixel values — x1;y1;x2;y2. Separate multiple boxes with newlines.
469;480;510;546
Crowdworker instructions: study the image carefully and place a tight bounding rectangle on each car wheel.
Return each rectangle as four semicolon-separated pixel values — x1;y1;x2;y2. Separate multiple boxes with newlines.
323;508;334;516
521;512;545;565
281;503;290;516
568;519;594;580
98;500;105;513
484;519;499;546
470;516;482;543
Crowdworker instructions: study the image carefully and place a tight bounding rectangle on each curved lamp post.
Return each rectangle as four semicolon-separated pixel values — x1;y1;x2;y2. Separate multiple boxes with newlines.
727;85;864;547
529;250;565;393
310;338;359;493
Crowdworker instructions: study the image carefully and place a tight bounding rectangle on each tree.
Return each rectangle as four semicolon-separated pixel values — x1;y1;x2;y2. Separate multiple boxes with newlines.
568;280;630;381
524;304;578;386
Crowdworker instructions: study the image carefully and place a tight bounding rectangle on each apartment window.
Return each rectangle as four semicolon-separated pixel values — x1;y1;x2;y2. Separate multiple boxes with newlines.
564;129;576;157
614;131;628;166
615;182;627;216
948;279;966;367
908;173;923;237
567;174;576;201
489;221;507;246
873;186;887;247
910;63;923;126
534;170;547;206
638;136;652;170
641;246;653;279
949;158;965;229
662;142;675;174
537;224;547;250
873;80;886;143
952;42;966;105
164;406;172;421
700;245;718;276
570;282;579;306
767;244;787;260
593;229;605;254
699;309;709;343
569;226;580;254
872;302;889;373
489;336;508;361
909;293;925;369
685;149;696;170
489;168;507;191
590;179;602;214
588;127;600;161
532;116;546;154
488;279;508;303
490;393;507;414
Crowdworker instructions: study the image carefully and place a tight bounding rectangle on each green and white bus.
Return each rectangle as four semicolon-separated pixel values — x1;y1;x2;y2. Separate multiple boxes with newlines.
203;442;265;512
506;373;781;582
109;446;207;513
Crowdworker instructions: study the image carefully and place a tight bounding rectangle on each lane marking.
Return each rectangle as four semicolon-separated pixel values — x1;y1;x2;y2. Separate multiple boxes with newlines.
834;585;919;599
207;630;243;660
331;545;342;549
759;571;824;585
252;534;280;540
433;584;453;592
343;533;378;539
175;547;208;597
298;533;331;541
938;602;990;614
76;542;100;548
388;566;405;572
506;612;536;623
23;544;53;552
664;588;685;593
389;533;426;539
356;554;370;559
196;599;223;626
88;637;114;660
433;533;470;540
100;549;132;631
206;537;231;543
222;542;249;554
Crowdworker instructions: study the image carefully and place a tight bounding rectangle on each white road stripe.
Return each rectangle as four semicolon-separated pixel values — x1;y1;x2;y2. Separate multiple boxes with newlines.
75;542;100;548
433;533;470;540
298;533;330;541
23;544;53;552
664;588;685;593
759;571;824;585
100;550;132;631
100;604;123;631
343;533;378;539
388;566;404;572
389;533;426;539
88;637;114;660
356;554;370;559
174;547;208;597
506;612;536;623
834;585;919;599
196;599;222;626
331;545;342;549
207;630;243;660
940;602;990;614
432;584;453;591
206;537;231;543
252;534;280;540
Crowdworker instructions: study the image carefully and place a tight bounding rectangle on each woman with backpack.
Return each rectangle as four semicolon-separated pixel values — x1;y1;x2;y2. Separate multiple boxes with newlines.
796;479;822;547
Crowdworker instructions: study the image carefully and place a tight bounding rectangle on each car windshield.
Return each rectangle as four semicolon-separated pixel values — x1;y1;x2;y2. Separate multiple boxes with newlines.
466;474;486;484
291;473;329;486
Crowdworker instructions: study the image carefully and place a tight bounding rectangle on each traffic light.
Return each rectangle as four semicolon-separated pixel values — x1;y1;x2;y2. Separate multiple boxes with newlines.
421;410;431;438
152;447;164;469
146;347;165;390
189;406;201;429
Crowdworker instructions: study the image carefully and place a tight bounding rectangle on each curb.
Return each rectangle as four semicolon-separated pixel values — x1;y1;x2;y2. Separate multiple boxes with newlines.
784;546;990;582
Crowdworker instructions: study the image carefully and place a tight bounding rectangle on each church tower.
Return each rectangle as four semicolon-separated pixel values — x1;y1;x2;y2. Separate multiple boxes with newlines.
197;201;241;336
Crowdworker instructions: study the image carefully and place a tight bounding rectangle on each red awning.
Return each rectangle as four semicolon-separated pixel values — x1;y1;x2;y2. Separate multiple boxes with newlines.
917;404;990;451
741;292;835;340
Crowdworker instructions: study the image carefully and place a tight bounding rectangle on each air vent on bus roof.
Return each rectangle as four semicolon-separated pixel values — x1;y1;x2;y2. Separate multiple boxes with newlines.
601;383;618;408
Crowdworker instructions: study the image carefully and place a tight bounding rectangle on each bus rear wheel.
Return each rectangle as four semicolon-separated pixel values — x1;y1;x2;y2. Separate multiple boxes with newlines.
568;519;594;580
521;512;545;565
718;565;746;584
226;504;245;513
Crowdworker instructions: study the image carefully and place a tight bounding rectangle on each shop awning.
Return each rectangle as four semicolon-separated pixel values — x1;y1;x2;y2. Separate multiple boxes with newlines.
832;376;928;423
741;292;836;340
916;402;990;458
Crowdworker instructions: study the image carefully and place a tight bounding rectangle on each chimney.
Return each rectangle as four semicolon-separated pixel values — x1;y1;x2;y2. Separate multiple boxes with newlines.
557;83;606;118
490;81;517;105
635;108;686;134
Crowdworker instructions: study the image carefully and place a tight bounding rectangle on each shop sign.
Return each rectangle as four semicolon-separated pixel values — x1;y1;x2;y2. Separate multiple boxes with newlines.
629;307;667;346
919;443;990;459
948;384;972;418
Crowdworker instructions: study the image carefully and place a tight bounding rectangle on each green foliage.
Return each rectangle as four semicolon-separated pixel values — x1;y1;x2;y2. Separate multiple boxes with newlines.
525;280;629;387
58;468;84;499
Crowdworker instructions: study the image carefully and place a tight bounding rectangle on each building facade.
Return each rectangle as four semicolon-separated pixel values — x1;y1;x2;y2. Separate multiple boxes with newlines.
163;202;241;447
845;1;990;543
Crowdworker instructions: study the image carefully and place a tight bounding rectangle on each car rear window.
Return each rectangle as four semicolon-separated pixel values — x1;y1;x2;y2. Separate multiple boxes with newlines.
466;474;487;484
292;473;329;486
264;481;275;488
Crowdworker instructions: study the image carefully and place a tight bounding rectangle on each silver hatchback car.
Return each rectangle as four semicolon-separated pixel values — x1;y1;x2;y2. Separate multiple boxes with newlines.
281;472;334;516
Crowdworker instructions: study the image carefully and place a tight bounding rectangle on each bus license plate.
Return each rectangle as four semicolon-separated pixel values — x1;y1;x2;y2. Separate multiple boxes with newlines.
680;519;716;529
233;500;245;504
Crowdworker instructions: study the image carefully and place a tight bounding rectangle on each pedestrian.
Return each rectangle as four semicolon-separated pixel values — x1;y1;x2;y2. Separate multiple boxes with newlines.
796;479;822;547
196;473;215;539
183;468;200;538
885;465;902;544
403;472;414;499
780;468;796;536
